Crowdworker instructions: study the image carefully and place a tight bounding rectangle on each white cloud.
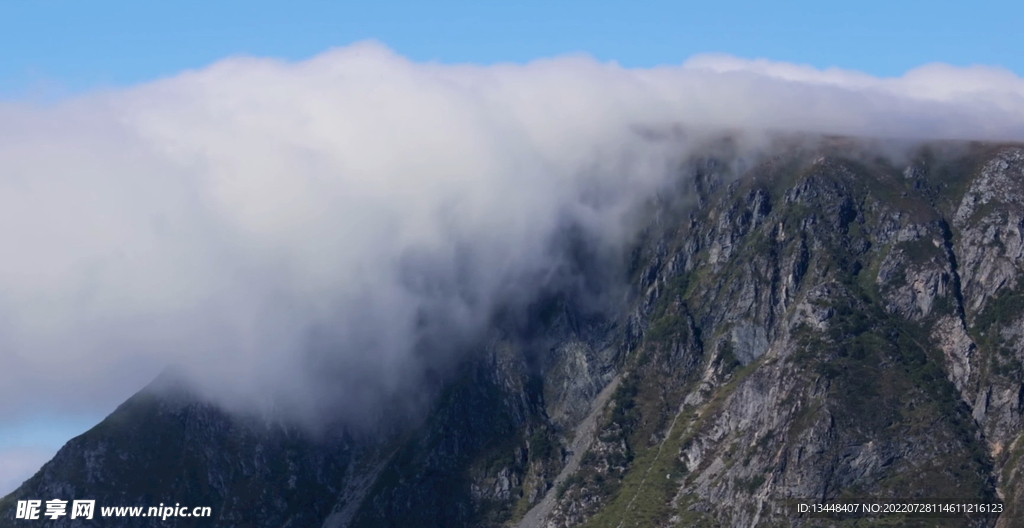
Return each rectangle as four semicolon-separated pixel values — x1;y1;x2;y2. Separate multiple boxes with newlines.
0;41;1023;430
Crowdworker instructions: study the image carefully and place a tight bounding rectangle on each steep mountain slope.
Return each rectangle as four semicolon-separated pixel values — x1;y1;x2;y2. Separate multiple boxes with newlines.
3;138;1024;527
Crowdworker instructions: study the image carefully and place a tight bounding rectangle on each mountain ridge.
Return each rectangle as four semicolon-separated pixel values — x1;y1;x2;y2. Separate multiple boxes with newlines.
4;137;1024;527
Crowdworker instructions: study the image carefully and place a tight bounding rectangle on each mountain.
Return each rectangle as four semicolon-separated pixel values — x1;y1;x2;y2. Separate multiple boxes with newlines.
3;137;1024;527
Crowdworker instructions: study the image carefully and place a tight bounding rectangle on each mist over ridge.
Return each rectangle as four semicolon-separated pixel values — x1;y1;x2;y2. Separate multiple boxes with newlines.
2;41;1024;428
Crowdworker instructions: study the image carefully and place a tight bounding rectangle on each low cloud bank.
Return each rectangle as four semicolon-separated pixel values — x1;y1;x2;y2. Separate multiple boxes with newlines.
1;42;1022;427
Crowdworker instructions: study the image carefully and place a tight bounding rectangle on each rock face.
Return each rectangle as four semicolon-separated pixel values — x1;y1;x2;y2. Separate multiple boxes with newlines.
4;138;1024;527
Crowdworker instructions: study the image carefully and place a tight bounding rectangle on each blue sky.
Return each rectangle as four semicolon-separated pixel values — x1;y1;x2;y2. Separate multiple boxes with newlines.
1;0;1022;99
0;0;1021;498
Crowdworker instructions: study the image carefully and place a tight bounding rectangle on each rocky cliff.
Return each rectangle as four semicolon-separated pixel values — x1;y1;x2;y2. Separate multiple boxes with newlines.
3;137;1023;527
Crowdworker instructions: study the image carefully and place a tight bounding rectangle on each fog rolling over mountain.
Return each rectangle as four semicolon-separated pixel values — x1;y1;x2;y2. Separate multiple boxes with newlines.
3;43;1024;527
